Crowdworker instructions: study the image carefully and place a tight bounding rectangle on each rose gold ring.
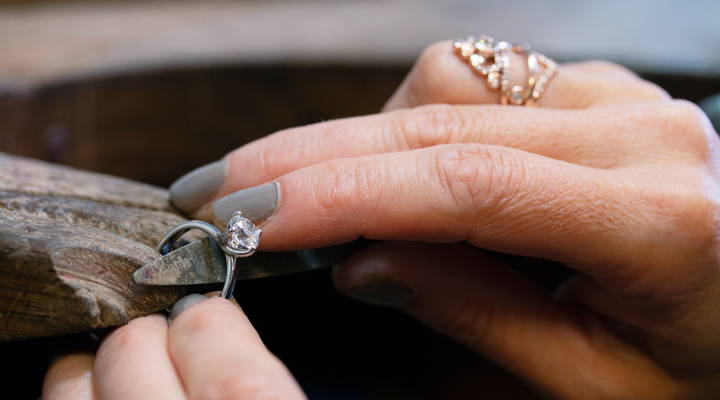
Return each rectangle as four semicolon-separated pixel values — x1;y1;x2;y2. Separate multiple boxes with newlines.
453;35;557;106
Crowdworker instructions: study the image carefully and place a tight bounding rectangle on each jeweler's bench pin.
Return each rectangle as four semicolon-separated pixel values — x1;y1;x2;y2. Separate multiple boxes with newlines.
156;211;262;299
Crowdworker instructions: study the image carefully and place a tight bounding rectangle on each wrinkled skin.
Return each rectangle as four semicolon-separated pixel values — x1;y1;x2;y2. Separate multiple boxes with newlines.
45;42;720;399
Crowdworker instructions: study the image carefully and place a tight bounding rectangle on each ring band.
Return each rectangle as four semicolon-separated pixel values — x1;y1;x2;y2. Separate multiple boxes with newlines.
453;35;556;106
526;52;556;106
157;211;261;299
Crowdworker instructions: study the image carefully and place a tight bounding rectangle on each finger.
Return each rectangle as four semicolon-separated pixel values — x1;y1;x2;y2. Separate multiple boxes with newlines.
333;242;692;399
383;41;669;111
208;143;663;286
207;102;663;196
557;275;720;372
43;353;96;400
94;314;186;400
168;296;306;400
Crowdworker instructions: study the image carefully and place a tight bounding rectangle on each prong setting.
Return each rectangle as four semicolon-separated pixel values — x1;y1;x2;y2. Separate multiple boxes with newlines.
222;212;261;257
152;211;262;299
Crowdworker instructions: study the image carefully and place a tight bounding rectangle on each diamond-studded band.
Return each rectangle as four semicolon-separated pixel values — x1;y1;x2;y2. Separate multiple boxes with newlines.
453;35;556;106
525;52;556;106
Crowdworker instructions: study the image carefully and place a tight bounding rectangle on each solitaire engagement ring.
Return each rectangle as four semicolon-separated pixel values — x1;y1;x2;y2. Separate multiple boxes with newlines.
156;211;261;299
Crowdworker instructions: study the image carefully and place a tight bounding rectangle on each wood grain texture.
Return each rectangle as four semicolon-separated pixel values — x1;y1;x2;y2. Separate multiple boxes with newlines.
0;152;187;341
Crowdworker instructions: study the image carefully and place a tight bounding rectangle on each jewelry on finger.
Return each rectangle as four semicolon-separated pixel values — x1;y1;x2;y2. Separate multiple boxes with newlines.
453;35;557;106
525;52;557;106
156;211;261;299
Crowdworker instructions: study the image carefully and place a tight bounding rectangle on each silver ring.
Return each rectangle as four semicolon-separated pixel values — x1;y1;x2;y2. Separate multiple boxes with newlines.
157;211;262;299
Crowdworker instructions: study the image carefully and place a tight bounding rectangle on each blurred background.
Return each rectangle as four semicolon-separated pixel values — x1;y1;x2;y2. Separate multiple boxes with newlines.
1;0;719;398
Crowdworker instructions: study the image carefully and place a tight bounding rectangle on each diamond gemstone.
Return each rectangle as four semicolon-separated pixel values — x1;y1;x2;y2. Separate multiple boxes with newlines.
469;54;485;67
459;41;475;58
487;72;501;88
496;41;511;51
224;213;260;253
476;65;490;75
475;35;495;55
510;86;525;104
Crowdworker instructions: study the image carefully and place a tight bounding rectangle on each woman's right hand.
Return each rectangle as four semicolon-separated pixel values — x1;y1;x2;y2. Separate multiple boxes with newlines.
43;293;307;400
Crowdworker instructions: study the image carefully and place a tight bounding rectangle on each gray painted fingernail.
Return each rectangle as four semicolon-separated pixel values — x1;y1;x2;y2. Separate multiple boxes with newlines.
169;294;209;322
213;182;279;225
170;159;227;214
342;280;415;309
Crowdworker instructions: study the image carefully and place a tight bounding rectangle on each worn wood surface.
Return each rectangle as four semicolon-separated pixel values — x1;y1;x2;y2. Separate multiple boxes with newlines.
0;152;188;341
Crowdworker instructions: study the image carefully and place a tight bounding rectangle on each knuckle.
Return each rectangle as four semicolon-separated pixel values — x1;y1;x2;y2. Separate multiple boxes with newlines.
256;127;307;179
435;297;494;349
412;41;462;99
434;145;521;217
622;79;670;102
398;104;467;148
416;41;453;77
662;100;710;130
635;179;720;291
255;142;275;181
646;184;718;245
653;100;714;157
312;160;365;216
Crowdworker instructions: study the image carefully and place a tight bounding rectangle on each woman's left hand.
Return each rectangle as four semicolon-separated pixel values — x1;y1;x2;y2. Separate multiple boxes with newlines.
43;294;307;400
168;41;720;398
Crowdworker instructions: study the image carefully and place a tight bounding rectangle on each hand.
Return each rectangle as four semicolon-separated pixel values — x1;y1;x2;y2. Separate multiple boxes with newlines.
43;293;306;400
168;41;720;398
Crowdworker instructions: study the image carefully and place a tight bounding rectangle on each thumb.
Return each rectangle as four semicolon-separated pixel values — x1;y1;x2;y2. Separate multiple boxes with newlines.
332;242;683;398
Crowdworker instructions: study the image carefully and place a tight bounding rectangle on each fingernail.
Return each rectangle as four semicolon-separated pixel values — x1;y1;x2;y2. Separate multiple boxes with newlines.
342;280;415;309
170;159;227;214
169;293;209;322
213;182;279;225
